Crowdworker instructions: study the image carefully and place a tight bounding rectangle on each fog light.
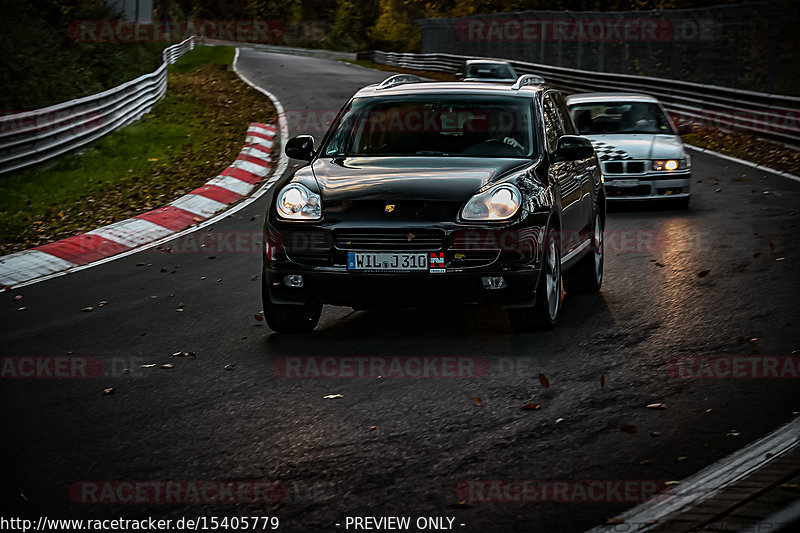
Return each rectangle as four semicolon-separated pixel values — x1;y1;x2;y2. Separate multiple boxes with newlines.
283;274;304;287
482;276;507;290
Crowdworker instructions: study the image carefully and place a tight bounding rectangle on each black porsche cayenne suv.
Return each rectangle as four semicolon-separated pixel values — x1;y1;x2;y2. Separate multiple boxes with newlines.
262;74;605;333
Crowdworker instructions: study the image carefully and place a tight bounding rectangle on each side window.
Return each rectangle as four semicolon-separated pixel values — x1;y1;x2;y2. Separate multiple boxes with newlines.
553;92;577;135
542;94;564;153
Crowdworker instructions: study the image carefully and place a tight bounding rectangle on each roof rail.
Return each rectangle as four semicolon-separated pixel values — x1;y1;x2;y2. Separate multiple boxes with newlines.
511;74;546;90
376;74;422;90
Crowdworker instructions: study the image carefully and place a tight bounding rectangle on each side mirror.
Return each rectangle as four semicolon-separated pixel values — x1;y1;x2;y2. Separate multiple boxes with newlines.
677;123;692;135
454;71;464;79
285;135;315;161
553;135;593;162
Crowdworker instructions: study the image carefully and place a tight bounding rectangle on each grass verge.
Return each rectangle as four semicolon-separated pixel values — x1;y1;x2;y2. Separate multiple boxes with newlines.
681;130;800;176
0;46;276;256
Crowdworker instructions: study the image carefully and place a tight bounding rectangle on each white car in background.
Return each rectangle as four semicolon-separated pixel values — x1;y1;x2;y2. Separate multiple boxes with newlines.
456;60;518;83
566;93;692;208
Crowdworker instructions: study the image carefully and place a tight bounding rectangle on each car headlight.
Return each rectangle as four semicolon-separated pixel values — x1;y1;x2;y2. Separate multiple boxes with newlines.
276;183;322;221
652;159;689;171
461;184;521;221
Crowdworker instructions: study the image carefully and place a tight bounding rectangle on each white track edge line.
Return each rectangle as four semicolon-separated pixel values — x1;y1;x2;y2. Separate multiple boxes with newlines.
585;417;800;532
686;144;800;184
8;47;288;289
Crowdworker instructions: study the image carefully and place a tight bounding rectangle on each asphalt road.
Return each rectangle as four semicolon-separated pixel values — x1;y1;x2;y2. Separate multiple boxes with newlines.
2;48;799;532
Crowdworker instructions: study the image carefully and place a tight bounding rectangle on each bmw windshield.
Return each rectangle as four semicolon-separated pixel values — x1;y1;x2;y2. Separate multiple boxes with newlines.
569;101;676;135
322;95;537;158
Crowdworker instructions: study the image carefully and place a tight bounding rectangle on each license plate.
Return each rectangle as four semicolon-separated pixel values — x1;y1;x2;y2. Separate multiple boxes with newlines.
347;252;428;271
611;179;640;187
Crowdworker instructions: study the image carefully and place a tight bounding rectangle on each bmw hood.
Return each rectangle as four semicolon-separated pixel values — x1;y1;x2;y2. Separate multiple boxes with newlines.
583;134;685;161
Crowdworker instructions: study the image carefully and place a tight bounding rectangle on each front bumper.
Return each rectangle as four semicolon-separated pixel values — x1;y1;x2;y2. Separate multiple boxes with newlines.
264;268;540;308
263;222;545;308
604;173;691;201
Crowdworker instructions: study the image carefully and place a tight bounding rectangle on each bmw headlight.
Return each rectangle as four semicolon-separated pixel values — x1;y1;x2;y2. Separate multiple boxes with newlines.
652;158;689;171
461;184;521;221
276;183;322;221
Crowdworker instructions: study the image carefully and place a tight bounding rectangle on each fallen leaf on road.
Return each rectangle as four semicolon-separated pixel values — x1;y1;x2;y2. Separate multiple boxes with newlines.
769;242;776;252
646;403;667;410
98;301;108;306
449;501;472;509
323;394;344;399
727;431;740;436
161;363;174;369
140;364;156;368
254;313;264;321
779;483;799;491
13;295;22;301
655;262;665;267
650;431;661;437
677;456;688;462
753;252;761;258
17;307;26;311
600;375;606;388
103;388;115;395
520;403;540;411
697;269;711;278
639;460;652;465
82;306;93;312
369;426;378;432
665;481;681;486
776;257;786;261
706;408;713;413
224;364;235;371
604;518;624;525
473;397;483;406
621;425;638;435
539;373;550;388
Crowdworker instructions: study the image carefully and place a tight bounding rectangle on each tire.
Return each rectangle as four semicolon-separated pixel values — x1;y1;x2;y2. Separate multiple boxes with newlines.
564;212;603;295
507;227;562;331
261;278;322;334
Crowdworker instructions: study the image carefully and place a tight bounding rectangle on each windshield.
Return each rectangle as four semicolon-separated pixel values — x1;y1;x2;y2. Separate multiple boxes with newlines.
322;95;536;158
466;63;516;79
568;101;675;135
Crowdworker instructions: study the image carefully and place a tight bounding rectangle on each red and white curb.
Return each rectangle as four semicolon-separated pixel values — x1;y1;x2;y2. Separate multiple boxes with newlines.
0;123;276;288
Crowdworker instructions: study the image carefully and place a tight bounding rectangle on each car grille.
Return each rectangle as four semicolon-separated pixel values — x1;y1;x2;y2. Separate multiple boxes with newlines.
335;230;444;250
604;161;645;174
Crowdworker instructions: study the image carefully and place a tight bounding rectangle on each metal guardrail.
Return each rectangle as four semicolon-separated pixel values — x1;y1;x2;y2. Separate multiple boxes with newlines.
0;36;195;176
363;50;800;146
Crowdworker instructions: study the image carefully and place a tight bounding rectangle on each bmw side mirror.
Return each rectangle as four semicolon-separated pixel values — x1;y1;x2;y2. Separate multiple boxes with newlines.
285;135;315;161
678;124;692;135
553;135;593;162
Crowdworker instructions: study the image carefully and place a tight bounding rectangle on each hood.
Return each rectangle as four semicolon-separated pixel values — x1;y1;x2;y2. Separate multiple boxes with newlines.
306;156;532;224
584;134;685;161
310;157;530;202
